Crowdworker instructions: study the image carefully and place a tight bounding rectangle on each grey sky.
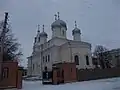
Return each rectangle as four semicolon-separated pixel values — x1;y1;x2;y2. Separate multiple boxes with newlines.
0;0;120;67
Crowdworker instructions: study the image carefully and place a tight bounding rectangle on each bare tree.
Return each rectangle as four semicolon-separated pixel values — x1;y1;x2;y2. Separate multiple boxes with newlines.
93;45;111;69
93;45;108;57
0;21;23;62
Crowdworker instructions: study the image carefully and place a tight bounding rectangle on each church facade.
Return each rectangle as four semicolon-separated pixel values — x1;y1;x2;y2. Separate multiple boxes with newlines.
27;13;94;77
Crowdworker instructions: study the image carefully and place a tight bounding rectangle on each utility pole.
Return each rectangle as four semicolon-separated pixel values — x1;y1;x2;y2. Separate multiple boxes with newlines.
0;12;8;80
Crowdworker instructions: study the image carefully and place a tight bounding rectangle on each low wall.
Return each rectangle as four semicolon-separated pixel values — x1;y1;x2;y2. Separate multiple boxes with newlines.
77;67;120;81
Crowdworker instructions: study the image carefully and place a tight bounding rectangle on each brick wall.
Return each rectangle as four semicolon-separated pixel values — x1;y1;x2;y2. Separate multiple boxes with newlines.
77;68;120;81
63;63;77;83
52;63;77;84
0;62;18;88
0;61;22;89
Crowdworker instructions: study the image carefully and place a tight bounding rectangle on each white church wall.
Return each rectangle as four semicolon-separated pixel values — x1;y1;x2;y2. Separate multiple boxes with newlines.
41;45;61;71
71;47;93;69
41;47;53;71
41;38;67;51
60;42;93;69
52;27;67;39
27;56;32;76
40;37;47;44
31;52;42;76
73;33;81;41
53;38;67;46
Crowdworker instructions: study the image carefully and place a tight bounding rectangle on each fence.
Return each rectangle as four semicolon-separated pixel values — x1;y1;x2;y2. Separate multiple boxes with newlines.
77;67;120;81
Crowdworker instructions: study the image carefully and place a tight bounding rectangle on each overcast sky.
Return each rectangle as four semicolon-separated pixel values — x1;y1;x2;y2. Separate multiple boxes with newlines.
0;0;120;67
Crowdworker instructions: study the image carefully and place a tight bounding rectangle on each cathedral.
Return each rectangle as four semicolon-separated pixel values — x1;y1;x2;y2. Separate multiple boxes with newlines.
27;12;94;77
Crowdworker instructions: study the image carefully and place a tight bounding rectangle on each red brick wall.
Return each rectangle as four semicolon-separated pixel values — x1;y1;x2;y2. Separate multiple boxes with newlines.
53;70;58;84
63;63;77;83
0;62;18;88
17;69;22;89
77;68;120;81
52;63;77;84
0;61;22;89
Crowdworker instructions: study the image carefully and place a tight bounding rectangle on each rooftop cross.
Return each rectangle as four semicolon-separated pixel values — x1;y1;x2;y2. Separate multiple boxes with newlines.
37;24;40;32
54;14;57;20
42;24;44;32
75;21;77;28
57;12;60;20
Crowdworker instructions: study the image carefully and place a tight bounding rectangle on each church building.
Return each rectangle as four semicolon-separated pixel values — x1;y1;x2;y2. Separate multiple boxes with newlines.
27;12;94;77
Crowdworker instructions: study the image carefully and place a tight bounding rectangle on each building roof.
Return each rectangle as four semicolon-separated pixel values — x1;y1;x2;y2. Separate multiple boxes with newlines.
51;19;67;29
72;27;81;35
39;31;48;37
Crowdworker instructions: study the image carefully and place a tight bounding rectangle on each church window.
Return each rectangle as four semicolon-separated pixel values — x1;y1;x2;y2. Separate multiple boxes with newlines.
38;37;40;42
44;66;47;71
46;56;47;62
43;56;44;63
48;55;50;62
33;64;34;70
34;37;37;43
86;55;89;65
62;30;64;36
74;55;79;65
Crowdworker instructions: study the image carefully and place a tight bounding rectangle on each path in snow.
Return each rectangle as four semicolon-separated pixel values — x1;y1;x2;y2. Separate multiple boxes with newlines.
22;77;120;90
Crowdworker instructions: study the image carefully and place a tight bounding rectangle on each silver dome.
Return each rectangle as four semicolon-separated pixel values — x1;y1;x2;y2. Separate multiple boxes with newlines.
39;31;48;37
51;20;67;29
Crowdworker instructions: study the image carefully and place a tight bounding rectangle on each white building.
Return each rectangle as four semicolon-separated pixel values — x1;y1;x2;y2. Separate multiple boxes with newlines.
27;13;94;77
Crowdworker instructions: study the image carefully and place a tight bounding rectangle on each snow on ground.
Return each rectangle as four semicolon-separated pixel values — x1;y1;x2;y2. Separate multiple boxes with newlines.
22;77;120;90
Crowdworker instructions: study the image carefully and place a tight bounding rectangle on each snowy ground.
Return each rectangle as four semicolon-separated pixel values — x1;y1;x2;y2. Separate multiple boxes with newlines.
22;77;120;90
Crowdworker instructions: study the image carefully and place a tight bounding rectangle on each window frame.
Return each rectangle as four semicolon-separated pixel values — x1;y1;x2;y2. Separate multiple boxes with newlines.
46;56;47;62
74;55;79;65
86;55;90;65
48;55;50;62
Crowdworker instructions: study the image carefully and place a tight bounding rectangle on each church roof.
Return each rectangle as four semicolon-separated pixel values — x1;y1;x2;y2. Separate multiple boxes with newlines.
39;31;48;37
51;12;67;29
51;19;67;29
72;27;81;35
39;25;48;37
72;21;81;35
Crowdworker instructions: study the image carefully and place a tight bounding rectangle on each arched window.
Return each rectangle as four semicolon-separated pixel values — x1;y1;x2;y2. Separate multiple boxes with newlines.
46;56;47;62
43;56;44;63
48;55;50;62
33;64;34;70
74;55;79;65
34;37;37;43
38;37;40;42
44;66;47;71
86;55;89;65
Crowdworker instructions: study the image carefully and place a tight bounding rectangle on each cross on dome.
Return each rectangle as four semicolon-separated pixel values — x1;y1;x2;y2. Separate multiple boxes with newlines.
42;24;44;32
54;14;57;20
37;24;40;32
57;12;60;20
75;21;77;28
